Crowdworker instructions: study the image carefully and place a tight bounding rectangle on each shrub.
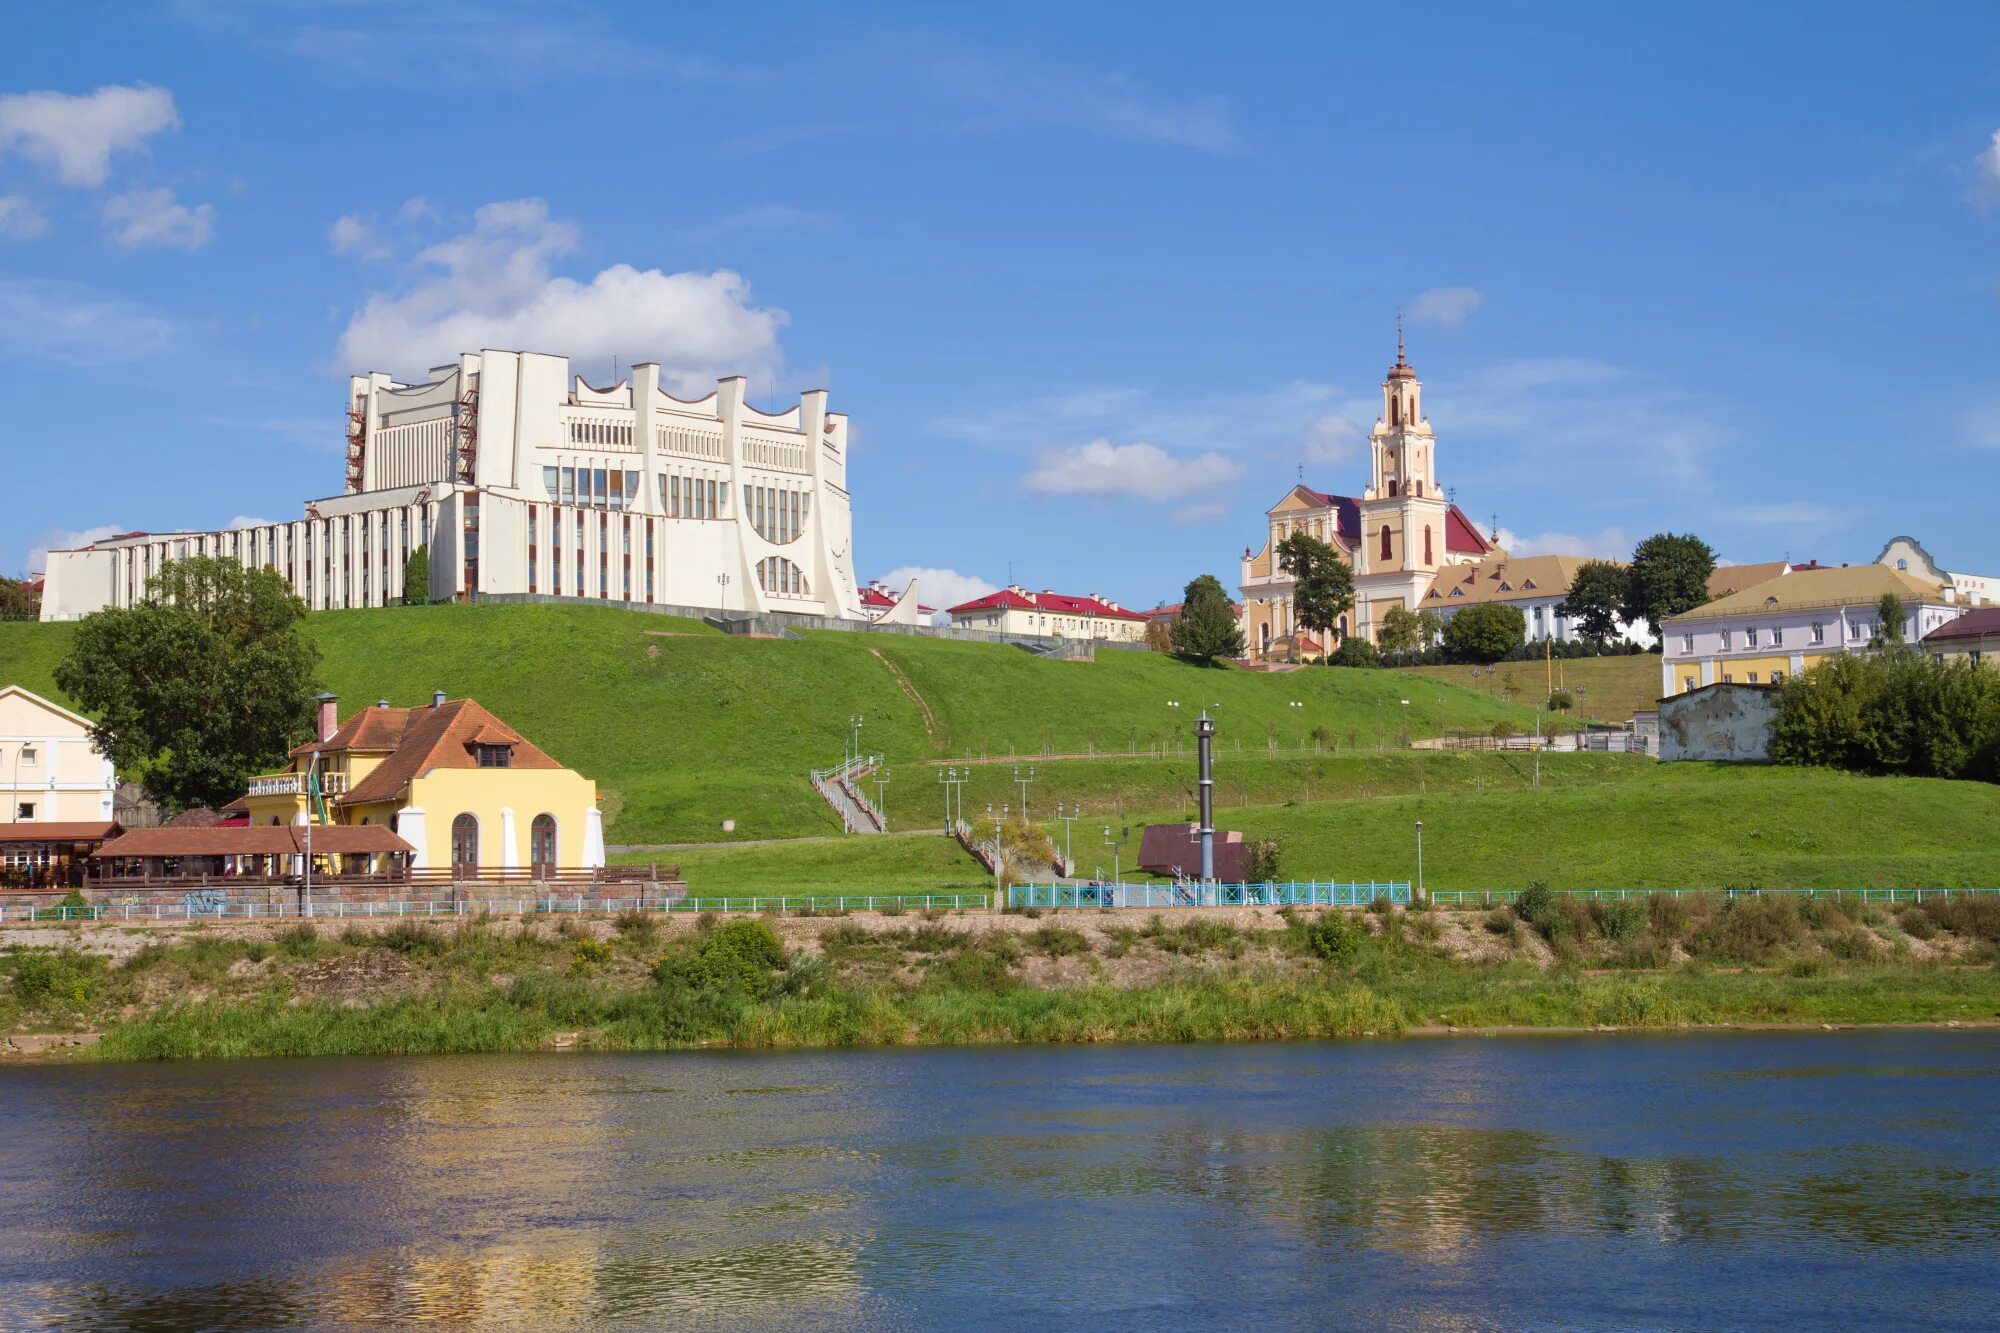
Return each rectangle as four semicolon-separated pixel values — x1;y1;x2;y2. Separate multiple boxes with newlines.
1409;911;1442;942
1145;918;1243;958
379;921;445;955
1595;898;1647;942
1822;929;1877;962
1328;637;1379;668
1547;689;1575;713
57;888;89;911
1299;912;1366;963
1483;906;1515;935
925;947;1017;992
1515;882;1556;928
1368;894;1393;917
570;937;615;975
10;950;102;1007
1025;924;1090;958
276;924;322;960
614;909;658;944
654;919;787;997
1897;907;1937;940
1689;895;1809;964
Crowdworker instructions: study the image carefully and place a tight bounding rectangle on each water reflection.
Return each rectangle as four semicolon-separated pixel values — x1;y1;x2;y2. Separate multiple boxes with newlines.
0;1033;1995;1330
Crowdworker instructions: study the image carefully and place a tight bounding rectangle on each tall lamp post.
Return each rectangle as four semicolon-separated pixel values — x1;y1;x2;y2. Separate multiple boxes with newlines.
936;766;966;834
1414;819;1424;900
846;712;864;770
1055;801;1078;875
1195;709;1217;881
1103;825;1120;883
872;768;889;829
1012;764;1035;823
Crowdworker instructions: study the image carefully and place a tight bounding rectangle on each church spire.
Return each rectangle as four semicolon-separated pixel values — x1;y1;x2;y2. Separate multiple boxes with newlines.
1389;316;1416;381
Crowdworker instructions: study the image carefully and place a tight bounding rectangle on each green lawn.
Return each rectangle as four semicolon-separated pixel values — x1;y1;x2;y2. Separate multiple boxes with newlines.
614;832;995;897
1393;652;1664;726
1;604;1550;842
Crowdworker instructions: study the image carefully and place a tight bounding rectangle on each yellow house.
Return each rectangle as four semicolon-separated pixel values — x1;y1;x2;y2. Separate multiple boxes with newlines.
243;692;603;874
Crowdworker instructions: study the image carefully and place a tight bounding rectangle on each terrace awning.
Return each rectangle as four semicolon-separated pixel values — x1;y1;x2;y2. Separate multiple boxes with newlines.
95;825;412;859
0;821;121;846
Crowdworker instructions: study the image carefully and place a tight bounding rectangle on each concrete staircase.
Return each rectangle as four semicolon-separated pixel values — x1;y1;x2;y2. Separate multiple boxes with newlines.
811;755;885;834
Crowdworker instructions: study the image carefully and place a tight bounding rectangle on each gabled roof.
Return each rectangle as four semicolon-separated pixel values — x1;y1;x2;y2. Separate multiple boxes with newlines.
0;684;97;733
1424;554;1590;608
1925;606;2000;643
1706;561;1793;600
289;699;566;807
1666;565;1949;624
947;587;1145;620
1442;506;1493;557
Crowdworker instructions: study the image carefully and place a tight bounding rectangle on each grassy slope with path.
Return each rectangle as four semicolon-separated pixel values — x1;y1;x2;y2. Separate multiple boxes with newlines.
0;605;1550;842
1393;653;1662;726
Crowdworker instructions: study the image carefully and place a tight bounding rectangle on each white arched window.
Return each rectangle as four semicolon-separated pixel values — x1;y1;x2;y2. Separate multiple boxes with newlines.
756;556;809;596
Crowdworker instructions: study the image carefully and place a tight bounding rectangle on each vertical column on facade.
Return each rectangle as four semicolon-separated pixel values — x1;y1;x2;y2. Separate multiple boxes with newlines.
631;363;663;516
715;376;750;614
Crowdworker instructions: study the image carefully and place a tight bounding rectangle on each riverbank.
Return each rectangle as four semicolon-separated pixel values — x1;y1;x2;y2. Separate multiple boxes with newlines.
3;895;1997;1061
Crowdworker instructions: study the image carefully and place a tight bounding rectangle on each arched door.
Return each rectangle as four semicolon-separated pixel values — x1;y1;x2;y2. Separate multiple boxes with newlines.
451;814;479;877
531;814;557;879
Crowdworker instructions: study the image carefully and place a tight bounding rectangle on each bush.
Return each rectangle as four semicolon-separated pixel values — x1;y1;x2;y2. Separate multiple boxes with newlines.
570;937;615;975
1689;895;1809;963
276;924;322;960
924;948;1017;992
379;921;445;955
654;919;787;996
1547;689;1575;713
1025;924;1090;958
10;950;102;1007
1594;898;1647;942
1897;907;1938;940
1442;603;1527;664
1299;912;1366;963
614;909;658;944
1328;637;1379;668
1515;882;1556;928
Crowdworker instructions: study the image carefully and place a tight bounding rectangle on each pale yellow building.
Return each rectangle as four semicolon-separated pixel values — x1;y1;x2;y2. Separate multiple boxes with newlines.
0;685;116;825
1659;565;1959;697
1923;607;2000;666
1240;339;1497;658
243;692;603;873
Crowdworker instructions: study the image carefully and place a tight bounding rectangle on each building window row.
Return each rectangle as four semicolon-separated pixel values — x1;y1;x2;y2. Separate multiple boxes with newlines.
545;464;642;510
756;555;808;597
568;419;634;448
749;484;810;544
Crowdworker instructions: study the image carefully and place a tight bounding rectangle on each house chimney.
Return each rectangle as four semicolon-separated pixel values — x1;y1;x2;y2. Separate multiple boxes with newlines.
432;689;447;709
314;693;339;742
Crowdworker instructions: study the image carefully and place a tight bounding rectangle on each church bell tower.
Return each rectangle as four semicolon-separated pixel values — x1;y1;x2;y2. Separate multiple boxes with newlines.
1352;322;1450;641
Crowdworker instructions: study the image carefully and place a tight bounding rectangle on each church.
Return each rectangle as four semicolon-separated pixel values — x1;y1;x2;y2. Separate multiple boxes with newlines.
1239;337;1497;658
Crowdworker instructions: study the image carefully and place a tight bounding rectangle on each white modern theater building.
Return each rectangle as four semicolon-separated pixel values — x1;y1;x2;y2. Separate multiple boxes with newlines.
40;350;865;622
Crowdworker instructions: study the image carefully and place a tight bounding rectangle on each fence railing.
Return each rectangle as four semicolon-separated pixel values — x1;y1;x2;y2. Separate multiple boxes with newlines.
1011;881;1411;909
79;865;682;891
1426;886;2000;906
1;891;994;924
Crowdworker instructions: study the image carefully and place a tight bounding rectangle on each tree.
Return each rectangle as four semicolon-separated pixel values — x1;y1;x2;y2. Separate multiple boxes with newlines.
402;543;431;606
1442;603;1526;663
1169;574;1245;666
1276;531;1354;660
1559;561;1629;643
1377;606;1423;654
53;556;322;812
1872;592;1907;649
1769;652;2000;783
1622;533;1717;640
1328;636;1379;667
0;575;38;618
1143;619;1174;653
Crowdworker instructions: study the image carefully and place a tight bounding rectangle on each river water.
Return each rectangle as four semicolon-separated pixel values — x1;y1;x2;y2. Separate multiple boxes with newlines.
0;1031;1996;1331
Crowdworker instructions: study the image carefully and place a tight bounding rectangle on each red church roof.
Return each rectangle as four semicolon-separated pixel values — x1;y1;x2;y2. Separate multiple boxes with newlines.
1296;487;1491;559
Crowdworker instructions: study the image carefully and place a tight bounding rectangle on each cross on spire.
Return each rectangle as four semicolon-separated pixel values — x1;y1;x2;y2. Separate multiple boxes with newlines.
1396;312;1406;367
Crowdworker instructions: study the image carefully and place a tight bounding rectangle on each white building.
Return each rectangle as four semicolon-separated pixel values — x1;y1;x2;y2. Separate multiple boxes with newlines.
1421;554;1651;646
0;685;116;825
946;586;1148;641
1875;536;1996;607
41;350;865;622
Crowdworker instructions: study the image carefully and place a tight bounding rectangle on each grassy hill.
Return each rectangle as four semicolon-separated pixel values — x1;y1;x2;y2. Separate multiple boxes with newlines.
1393;652;1663;725
620;763;2000;895
1;604;1548;841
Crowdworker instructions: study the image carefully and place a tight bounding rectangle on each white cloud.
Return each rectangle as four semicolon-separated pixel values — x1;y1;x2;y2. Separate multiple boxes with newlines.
0;85;179;187
335;198;788;393
1407;287;1483;328
104;187;214;249
24;524;124;578
878;565;998;621
328;214;387;260
0;278;180;363
1495;526;1631;561
1023;439;1243;502
676;204;833;243
398;195;437;221
0;194;47;240
938;52;1239;152
1975;130;2000;204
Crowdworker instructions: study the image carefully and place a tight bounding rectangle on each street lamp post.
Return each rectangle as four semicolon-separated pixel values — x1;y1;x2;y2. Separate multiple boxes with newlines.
1103;825;1120;883
846;713;864;771
1055;801;1078;875
1195;709;1217;881
937;766;966;834
716;572;730;610
1012;765;1035;823
872;768;889;829
1415;819;1424;900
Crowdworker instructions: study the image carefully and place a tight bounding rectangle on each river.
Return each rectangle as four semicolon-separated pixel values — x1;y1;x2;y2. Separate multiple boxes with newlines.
0;1031;1995;1331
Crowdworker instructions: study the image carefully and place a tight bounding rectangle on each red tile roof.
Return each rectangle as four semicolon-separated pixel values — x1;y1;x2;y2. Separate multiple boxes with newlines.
1925;607;2000;643
288;699;566;807
857;584;935;613
1291;488;1489;558
947;588;1145;620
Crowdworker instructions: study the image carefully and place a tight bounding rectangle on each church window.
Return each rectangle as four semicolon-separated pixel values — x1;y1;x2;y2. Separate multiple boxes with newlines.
1424;526;1433;564
1389;480;1398;497
1379;525;1392;561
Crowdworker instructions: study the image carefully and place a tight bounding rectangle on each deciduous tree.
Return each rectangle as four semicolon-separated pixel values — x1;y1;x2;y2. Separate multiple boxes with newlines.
0;575;38;618
402;544;431;605
1276;531;1354;660
1442;603;1527;663
54;556;322;812
1622;533;1717;640
1559;560;1630;643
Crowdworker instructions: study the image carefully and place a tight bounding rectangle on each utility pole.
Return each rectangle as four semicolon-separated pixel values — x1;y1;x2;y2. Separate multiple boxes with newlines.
1013;764;1035;823
1195;708;1217;881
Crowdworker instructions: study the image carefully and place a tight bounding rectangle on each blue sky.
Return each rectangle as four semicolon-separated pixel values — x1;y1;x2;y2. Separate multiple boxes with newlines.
5;2;1999;610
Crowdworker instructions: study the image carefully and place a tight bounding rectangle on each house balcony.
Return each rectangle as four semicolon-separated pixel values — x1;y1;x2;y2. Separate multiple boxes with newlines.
246;772;349;798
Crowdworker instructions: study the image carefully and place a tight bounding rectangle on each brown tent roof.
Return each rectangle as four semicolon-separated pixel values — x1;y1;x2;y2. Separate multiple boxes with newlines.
1925;606;2000;643
0;821;121;846
164;807;222;828
96;825;412;858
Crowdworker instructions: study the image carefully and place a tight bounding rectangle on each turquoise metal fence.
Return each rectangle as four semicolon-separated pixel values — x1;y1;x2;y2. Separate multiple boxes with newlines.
1426;886;2000;906
1010;881;1411;909
0;892;993;924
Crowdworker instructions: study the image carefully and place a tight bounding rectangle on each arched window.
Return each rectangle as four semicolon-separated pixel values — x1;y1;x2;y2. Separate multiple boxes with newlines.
1389;398;1399;427
451;814;479;875
1388;479;1398;497
756;555;809;596
1337;615;1348;638
1379;525;1392;561
531;814;557;878
1424;525;1433;564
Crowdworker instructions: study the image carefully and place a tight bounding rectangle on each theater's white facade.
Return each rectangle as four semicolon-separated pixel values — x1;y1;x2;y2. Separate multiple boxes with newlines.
40;350;865;622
